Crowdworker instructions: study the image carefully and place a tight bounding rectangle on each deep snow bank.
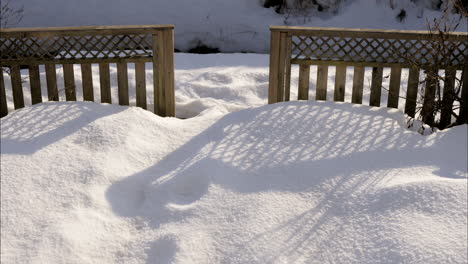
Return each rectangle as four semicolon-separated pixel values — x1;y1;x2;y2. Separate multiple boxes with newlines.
1;101;467;263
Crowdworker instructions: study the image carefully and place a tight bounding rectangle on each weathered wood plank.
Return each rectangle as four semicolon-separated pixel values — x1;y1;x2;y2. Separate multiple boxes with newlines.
458;66;468;124
334;65;346;102
284;35;292;102
99;63;111;103
369;67;383;107
45;64;58;101
10;65;24;109
276;32;288;102
162;29;175;117
135;62;147;109
298;64;310;100
28;65;42;105
80;63;94;101
387;66;402;108
268;31;281;104
155;32;164;115
117;62;129;106
351;66;364;104
63;64;76;101
439;69;456;128
315;65;328;101
291;60;463;71
0;71;7;117
405;67;420;118
1;57;153;66
421;68;437;126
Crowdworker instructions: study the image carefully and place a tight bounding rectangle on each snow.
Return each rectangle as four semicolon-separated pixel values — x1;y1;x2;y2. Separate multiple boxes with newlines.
1;98;467;263
11;0;462;53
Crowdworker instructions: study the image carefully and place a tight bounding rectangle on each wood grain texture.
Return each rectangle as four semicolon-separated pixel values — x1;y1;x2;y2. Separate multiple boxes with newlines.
135;62;147;109
268;31;281;104
28;65;42;104
334;65;346;102
0;71;7;117
117;62;129;106
298;64;310;100
10;65;24;109
369;67;383;107
315;65;328;101
439;69;456;128
63;64;76;101
81;63;94;101
351;66;364;104
45;64;58;101
99;63;111;103
405;67;420;118
387;66;401;108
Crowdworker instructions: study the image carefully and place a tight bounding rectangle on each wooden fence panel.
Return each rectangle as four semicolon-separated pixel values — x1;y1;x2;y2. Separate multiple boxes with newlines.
298;64;310;100
0;72;7;117
369;67;383;107
81;63;94;101
10;65;24;109
135;62;147;109
387;66;401;108
352;66;364;104
316;65;328;101
63;64;76;101
334;65;346;102
439;69;456;127
29;65;42;105
45;64;59;101
0;25;175;118
99;63;111;104
117;62;129;106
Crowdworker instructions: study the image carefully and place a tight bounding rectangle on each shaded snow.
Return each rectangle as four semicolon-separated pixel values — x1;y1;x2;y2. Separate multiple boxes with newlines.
1;100;467;263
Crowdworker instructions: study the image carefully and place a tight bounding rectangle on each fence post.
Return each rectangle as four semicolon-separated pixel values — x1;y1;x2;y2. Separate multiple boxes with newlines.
154;28;175;117
268;30;281;104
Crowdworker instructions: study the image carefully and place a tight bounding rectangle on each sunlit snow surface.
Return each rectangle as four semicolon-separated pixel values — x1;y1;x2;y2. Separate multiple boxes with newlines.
1;53;467;263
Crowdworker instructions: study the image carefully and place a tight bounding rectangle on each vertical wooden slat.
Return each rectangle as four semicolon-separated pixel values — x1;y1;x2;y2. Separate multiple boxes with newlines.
117;62;129;106
154;33;162;115
45;64;58;101
334;65;346;102
421;67;437;126
387;66;402;108
163;29;175;117
63;64;76;101
352;66;364;104
135;62;147;110
10;65;24;109
369;67;383;107
316;65;328;101
284;35;292;102
81;63;94;101
99;63;111;104
29;65;42;105
276;32;288;102
458;66;468;124
439;69;456;128
298;64;310;100
405;66;420;118
0;70;7;117
268;31;281;104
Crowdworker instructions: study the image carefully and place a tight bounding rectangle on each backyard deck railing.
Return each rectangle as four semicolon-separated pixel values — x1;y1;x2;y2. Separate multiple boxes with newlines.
268;26;468;124
0;25;175;118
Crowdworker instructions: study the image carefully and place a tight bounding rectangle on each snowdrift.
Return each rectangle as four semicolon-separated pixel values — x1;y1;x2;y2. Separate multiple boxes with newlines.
1;101;466;263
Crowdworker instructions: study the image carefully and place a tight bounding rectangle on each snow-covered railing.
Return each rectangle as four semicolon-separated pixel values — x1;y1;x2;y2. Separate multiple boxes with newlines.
268;26;468;125
0;25;175;118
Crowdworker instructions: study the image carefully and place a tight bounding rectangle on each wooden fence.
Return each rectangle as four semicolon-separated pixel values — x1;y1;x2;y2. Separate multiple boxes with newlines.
268;26;468;125
0;25;175;118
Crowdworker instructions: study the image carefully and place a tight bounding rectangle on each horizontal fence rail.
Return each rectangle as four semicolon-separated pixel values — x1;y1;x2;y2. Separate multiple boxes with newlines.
268;26;468;125
0;25;175;118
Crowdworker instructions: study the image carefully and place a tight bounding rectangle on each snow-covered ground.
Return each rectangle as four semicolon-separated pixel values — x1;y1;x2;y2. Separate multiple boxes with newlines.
11;0;463;52
1;53;467;263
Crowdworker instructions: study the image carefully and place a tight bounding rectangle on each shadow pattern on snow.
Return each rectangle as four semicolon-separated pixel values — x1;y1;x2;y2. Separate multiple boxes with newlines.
106;101;467;263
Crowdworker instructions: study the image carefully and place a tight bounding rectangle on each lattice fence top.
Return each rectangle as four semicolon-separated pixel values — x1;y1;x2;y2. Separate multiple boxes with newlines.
273;26;468;68
0;25;173;64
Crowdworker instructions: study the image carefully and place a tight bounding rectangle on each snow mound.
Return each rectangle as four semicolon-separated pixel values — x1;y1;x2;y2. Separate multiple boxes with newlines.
1;101;467;263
